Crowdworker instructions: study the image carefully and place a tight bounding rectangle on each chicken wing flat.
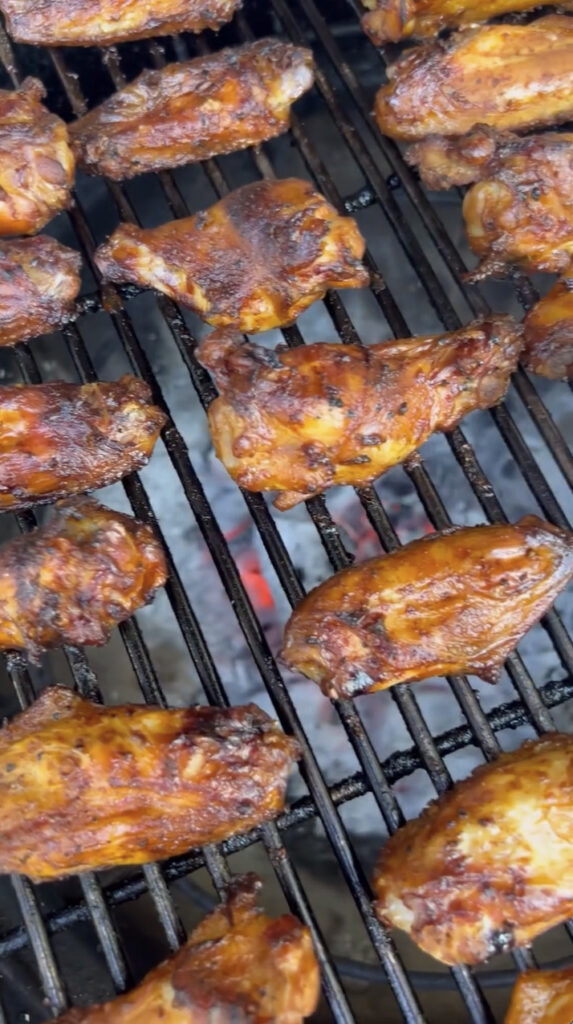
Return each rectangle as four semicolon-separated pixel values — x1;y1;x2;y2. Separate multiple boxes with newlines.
199;317;521;509
0;78;74;235
95;178;368;333
282;516;573;698
362;0;573;45
0;377;166;511
505;968;573;1024
374;733;573;965
0;498;167;658
523;280;573;381
0;236;80;346
0;689;299;880
70;40;314;180
375;16;573;141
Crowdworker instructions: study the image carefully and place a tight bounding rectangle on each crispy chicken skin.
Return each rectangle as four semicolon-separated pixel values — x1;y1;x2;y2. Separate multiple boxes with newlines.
505;968;573;1024
95;178;368;333
54;876;318;1023
0;498;167;659
199;317;521;509
361;0;573;45
0;236;80;346
0;78;74;235
523;280;573;381
375;17;573;142
374;734;573;965
70;40;314;180
0;377;166;511
0;0;242;46
281;517;573;698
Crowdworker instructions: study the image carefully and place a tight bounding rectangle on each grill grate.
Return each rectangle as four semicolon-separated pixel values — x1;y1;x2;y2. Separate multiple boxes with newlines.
0;2;571;1022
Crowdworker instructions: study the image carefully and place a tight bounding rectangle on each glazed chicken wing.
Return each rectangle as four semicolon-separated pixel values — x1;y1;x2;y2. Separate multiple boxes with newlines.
0;498;167;659
0;236;80;346
0;688;299;879
523;280;573;380
362;0;573;45
282;517;573;698
374;734;573;965
505;968;573;1024
70;40;314;180
95;178;368;334
199;317;521;509
375;16;573;141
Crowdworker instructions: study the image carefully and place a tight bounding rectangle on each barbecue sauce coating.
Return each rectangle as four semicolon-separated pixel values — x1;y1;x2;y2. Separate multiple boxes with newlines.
95;178;368;334
505;968;573;1024
523;280;573;380
0;236;80;346
374;735;573;965
361;0;573;45
0;498;167;658
199;317;521;508
282;517;573;697
71;39;314;180
0;690;300;881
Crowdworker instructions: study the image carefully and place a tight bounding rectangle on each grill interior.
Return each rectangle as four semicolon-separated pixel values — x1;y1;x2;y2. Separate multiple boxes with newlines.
0;2;571;1023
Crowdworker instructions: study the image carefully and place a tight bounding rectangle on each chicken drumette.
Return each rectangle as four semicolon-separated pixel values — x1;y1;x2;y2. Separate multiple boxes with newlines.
0;236;81;346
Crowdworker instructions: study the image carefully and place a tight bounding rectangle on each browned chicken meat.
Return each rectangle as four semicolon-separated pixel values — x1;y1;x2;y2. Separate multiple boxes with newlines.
0;236;80;346
375;17;573;141
362;0;573;45
282;517;573;698
407;124;506;191
70;39;314;180
95;178;368;333
523;280;573;381
199;317;521;509
505;968;573;1024
0;78;74;235
0;376;165;511
0;498;167;659
0;0;242;46
374;734;573;965
54;876;319;1023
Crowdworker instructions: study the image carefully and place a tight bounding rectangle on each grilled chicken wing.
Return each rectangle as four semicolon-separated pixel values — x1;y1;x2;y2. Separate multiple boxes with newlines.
375;16;573;141
70;40;314;180
199;317;521;509
407;124;504;191
0;688;299;880
523;280;573;380
374;734;573;965
282;517;573;698
0;236;80;346
95;178;368;333
362;0;573;45
0;377;166;511
505;968;573;1024
0;498;167;659
0;78;74;235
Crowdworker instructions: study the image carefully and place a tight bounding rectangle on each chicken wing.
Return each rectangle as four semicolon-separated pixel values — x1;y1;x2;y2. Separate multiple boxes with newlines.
362;0;573;45
407;124;504;191
0;78;74;235
95;178;368;333
375;16;573;141
0;236;81;346
0;498;167;658
523;280;573;381
70;39;314;180
374;734;573;965
281;516;573;698
505;968;573;1024
199;317;521;509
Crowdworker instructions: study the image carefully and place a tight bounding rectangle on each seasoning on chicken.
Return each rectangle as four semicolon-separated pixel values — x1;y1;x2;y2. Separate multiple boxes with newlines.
523;280;573;381
375;16;573;142
0;688;300;879
95;178;368;333
0;236;81;346
505;968;573;1024
362;0;573;45
373;734;573;965
0;78;74;235
0;0;242;46
198;317;521;509
407;124;504;191
282;517;573;698
70;39;314;180
0;498;167;659
0;377;166;511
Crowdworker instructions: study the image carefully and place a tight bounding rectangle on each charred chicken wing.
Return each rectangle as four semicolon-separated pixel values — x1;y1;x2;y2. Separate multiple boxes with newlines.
362;0;573;45
70;39;314;180
505;968;573;1024
282;517;573;698
374;734;573;965
523;280;573;380
0;498;167;658
0;236;80;346
0;688;299;879
375;17;573;141
95;178;368;333
199;317;521;509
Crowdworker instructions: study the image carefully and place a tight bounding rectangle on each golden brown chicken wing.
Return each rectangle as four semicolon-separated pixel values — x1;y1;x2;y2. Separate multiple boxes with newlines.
0;0;242;46
523;280;573;381
0;236;81;346
375;16;573;142
70;39;314;180
374;734;573;965
282;516;573;698
95;178;368;334
0;498;167;659
362;0;573;45
199;317;521;509
0;377;165;511
505;968;573;1024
